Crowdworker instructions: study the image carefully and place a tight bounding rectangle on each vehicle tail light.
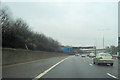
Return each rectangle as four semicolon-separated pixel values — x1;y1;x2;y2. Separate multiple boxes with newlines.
111;57;114;59
99;57;103;59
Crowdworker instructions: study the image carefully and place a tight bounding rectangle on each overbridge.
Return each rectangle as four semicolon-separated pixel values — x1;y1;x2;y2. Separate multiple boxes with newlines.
71;46;96;55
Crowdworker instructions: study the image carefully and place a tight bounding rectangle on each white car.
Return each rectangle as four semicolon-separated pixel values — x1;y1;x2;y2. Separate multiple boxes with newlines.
93;53;114;66
75;54;79;56
89;53;95;57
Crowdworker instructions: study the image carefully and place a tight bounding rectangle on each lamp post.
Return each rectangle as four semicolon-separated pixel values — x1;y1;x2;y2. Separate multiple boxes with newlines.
103;35;104;49
97;29;107;49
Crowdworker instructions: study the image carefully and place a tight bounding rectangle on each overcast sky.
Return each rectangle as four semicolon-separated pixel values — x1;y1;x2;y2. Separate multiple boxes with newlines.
2;1;118;49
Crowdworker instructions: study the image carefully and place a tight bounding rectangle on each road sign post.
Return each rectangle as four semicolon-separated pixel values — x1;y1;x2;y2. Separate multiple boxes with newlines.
63;47;70;53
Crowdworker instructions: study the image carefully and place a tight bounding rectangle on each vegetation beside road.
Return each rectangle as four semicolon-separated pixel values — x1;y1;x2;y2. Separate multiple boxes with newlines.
105;45;119;55
1;8;62;52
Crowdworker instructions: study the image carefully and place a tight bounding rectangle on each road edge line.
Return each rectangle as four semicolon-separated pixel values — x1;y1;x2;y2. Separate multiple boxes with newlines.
3;56;68;68
32;57;69;80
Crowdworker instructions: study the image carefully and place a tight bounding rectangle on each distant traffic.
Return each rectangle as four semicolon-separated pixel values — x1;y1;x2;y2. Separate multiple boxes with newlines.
74;52;118;66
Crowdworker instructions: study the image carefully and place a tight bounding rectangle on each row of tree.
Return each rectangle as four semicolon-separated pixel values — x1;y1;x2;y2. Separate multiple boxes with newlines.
1;8;62;52
105;45;119;54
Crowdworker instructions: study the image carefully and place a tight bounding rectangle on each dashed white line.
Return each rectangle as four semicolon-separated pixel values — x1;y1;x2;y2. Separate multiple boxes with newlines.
89;63;93;66
107;73;117;79
32;57;69;80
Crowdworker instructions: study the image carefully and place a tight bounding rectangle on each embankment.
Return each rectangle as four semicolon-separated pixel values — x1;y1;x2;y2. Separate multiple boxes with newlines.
2;48;68;66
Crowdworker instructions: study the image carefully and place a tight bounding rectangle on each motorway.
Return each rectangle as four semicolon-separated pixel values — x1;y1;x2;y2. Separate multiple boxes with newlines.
42;56;118;79
2;55;118;80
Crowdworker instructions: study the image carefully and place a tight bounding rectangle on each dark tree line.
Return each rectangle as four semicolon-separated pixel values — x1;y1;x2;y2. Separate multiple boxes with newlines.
105;45;119;54
1;8;62;52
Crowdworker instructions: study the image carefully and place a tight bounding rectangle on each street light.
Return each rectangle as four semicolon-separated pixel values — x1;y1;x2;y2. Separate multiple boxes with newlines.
97;28;109;49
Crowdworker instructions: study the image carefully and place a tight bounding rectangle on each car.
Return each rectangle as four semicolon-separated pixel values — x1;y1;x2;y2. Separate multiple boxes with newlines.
89;53;95;58
81;54;86;57
93;53;114;66
112;55;118;59
75;54;79;56
87;54;89;57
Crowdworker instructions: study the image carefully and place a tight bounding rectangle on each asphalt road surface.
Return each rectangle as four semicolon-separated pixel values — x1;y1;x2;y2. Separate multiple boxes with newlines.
2;56;68;78
41;56;118;78
2;55;118;79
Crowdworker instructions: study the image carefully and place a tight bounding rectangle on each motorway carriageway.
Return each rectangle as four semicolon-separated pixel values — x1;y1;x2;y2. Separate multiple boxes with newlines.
2;55;118;80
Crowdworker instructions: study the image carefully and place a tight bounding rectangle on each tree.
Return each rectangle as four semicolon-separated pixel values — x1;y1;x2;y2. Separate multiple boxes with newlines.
1;8;62;52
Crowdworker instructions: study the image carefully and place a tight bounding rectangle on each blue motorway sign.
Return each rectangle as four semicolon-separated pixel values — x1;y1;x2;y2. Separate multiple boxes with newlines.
63;47;70;52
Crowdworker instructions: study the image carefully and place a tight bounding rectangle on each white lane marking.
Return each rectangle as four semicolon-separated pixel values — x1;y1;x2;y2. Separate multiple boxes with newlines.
89;63;93;66
32;57;69;80
107;73;118;79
